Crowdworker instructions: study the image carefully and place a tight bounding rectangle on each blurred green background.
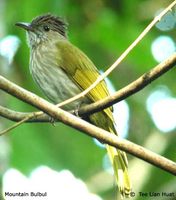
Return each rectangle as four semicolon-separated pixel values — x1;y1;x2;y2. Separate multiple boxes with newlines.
0;0;175;199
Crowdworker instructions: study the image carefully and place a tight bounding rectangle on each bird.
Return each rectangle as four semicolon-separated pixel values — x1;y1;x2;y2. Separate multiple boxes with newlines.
15;14;131;198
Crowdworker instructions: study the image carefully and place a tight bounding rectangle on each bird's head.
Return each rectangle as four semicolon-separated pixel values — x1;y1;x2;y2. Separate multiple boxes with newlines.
16;14;67;48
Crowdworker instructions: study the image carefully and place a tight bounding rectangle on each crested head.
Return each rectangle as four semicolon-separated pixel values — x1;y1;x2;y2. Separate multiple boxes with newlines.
31;14;67;37
16;14;68;48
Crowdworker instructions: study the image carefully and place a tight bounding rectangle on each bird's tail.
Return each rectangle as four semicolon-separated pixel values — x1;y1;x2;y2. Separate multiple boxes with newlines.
89;112;131;198
106;144;131;198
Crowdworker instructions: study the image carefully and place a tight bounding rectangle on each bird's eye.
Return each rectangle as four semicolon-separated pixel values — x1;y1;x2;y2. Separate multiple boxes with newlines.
43;25;50;32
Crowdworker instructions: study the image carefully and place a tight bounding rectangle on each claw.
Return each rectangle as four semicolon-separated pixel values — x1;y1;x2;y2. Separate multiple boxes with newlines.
73;103;82;117
49;116;56;126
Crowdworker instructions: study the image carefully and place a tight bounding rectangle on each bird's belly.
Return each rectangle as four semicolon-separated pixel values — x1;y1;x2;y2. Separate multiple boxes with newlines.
30;62;89;110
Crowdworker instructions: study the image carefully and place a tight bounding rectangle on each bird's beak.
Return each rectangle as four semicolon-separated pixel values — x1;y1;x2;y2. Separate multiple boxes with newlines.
15;22;34;32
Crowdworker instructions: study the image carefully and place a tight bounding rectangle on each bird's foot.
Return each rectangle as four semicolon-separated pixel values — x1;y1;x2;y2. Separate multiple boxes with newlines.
49;116;56;126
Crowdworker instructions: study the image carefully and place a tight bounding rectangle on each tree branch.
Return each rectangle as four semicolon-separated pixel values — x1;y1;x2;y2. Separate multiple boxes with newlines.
78;52;176;116
0;105;49;122
0;53;176;122
0;75;176;175
51;0;176;108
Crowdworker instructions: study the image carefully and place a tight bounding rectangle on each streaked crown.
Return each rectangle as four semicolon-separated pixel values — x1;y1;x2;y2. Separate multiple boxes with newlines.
31;14;67;37
16;14;68;48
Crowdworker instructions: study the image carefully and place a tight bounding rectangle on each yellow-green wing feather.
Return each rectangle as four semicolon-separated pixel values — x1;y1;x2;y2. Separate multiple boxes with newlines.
56;40;131;197
57;40;114;121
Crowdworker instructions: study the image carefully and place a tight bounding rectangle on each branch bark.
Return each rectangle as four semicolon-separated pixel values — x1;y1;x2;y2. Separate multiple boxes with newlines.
0;53;176;122
0;74;176;175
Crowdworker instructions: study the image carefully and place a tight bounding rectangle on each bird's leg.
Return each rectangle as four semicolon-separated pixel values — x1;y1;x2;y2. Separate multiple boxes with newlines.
48;115;57;126
73;104;81;117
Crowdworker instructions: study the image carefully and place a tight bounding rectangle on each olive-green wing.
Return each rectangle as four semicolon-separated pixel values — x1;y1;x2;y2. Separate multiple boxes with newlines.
56;42;132;195
56;40;114;121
